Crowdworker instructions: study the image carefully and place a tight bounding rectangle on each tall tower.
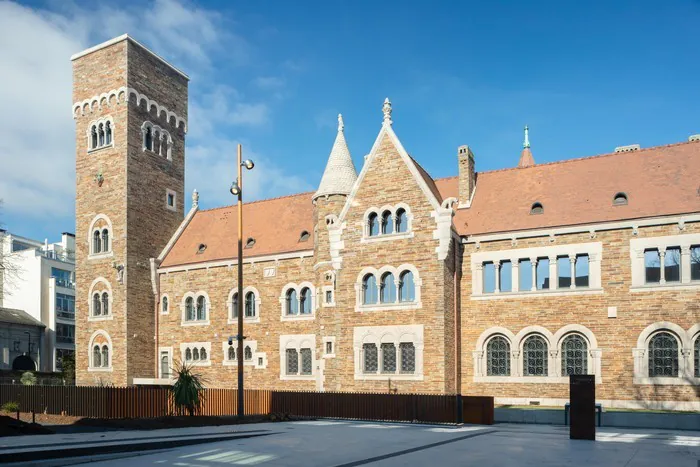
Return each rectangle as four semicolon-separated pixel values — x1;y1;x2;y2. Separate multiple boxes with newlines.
72;35;188;386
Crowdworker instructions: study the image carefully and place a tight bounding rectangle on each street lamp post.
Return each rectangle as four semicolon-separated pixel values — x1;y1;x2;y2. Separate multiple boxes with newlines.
230;144;254;419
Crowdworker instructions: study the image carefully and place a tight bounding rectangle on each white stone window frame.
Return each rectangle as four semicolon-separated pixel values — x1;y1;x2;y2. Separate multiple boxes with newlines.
87;214;114;260
629;233;700;292
87;116;115;152
87;277;113;322
221;339;266;368
473;325;602;384
279;282;317;321
470;242;603;300
227;286;261;324
180;342;212;367
180;291;211;326
165;189;177;212
141;121;173;160
632;322;700;386
160;294;169;315
88;330;113;372
321;285;336;307
322;336;336;358
354;265;422;312
280;334;316;380
159;346;173;379
353;324;424;381
361;204;415;243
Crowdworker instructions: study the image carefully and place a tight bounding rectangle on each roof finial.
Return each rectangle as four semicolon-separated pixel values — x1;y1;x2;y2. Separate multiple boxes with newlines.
382;97;392;125
523;125;530;149
338;113;344;132
192;188;199;208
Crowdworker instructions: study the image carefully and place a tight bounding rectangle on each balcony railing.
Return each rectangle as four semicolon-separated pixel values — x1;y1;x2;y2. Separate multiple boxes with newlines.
41;250;75;262
56;311;75;320
56;335;75;344
54;279;76;289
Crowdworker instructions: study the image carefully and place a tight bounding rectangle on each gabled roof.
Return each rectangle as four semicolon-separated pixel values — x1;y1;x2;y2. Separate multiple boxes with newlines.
0;308;44;328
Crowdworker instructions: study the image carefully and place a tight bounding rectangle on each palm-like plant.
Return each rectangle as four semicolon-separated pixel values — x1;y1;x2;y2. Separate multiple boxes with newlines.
170;361;205;416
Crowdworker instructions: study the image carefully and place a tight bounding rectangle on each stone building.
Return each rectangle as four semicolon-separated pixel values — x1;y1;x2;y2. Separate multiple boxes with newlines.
73;36;699;410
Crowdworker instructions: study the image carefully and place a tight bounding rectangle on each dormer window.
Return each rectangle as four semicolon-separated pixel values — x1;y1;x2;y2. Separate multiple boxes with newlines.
197;243;207;254
530;202;544;215
613;192;628;206
246;237;256;248
299;231;310;242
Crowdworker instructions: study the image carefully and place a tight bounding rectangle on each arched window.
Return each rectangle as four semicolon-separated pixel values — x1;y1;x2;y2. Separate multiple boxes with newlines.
648;332;679;377
380;273;396;303
101;345;109;367
381;211;394;235
613;192;628;206
93;230;102;254
105;121;112;145
93;345;101;367
145;126;153;151
695;336;700;377
161;354;169;377
523;335;548;376
101;292;109;316
486;336;510;376
185;297;195;321
92;293;101;316
399;342;416;374
395;208;407;233
561;334;588;376
399;271;415;302
228;346;235;361
368;213;379;237
200;347;207;361
101;229;109;252
362;274;378;305
300;287;312;314
154;130;160;154
98;123;105;147
245;291;256;318
286;289;298;315
231;292;239;318
196;296;206;321
286;349;298;375
193;348;200;361
185;348;192;361
162;296;168;313
244;345;252;361
91;125;98;149
381;343;396;373
530;202;544;215
363;343;378;373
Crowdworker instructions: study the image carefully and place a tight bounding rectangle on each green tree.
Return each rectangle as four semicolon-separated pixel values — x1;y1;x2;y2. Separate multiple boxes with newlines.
61;353;76;384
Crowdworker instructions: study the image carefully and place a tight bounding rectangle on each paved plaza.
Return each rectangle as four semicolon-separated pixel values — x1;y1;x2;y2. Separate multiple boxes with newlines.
3;420;699;466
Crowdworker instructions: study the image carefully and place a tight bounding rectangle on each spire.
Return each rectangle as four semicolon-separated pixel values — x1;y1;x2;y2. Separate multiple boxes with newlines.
382;97;392;125
192;188;199;208
518;125;535;168
313;113;357;200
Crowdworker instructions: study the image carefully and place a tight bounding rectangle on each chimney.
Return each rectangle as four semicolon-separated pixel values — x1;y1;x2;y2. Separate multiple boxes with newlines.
458;145;476;207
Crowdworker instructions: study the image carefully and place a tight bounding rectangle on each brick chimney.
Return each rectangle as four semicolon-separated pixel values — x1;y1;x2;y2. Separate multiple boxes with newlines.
458;145;476;207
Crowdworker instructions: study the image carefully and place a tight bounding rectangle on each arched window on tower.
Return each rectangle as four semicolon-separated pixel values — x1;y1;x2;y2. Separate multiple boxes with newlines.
244;345;252;361
92;293;101;316
93;345;101;367
154;130;160;155
98;123;105;147
399;270;415;302
91;125;98;149
101;345;109;367
245;291;255;318
101;229;109;252
93;230;102;254
101;292;109;316
105;121;112;145
144;126;153;151
286;289;298;315
185;297;195;321
196;296;206;321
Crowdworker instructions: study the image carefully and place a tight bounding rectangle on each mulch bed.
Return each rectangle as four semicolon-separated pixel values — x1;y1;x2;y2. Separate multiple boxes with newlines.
0;415;55;437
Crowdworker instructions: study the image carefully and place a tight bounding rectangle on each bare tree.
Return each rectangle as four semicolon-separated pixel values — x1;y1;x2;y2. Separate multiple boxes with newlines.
0;200;19;303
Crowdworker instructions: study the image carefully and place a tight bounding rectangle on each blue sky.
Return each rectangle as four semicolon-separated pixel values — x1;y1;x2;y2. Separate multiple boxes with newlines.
2;0;700;242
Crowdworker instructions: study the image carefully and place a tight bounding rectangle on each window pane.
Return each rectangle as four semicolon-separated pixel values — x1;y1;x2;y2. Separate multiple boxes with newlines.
519;259;532;291
286;289;298;315
381;211;394;234
664;247;681;283
648;332;678;377
536;258;550;290
232;293;238;318
196;296;206;320
557;256;571;288
363;275;377;304
396;209;407;233
286;349;298;375
499;261;512;292
245;292;255;317
161;354;169;377
561;334;588;376
300;348;312;375
644;249;660;284
300;288;312;314
523;335;548;376
399;342;415;373
228;346;235;361
244;345;252;360
380;273;396;303
381;343;396;373
368;214;379;236
575;254;590;287
326;341;333;354
363;343;378;373
399;271;415;302
483;262;495;294
487;336;510;376
691;245;700;281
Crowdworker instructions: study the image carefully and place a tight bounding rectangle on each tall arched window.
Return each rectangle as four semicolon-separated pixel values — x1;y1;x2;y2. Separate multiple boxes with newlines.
561;334;588;376
93;230;102;254
200;347;207;361
381;211;393;235
399;271;415;302
185;348;192;361
368;213;379;237
362;274;378;304
92;293;101;316
145;126;153;151
98;123;105;147
101;229;109;252
228;346;235;361
101;345;109;367
648;332;679;377
196;296;206;321
154;130;160;154
244;345;252;361
396;208;407;233
101;292;109;316
161;354;169;377
93;345;101;367
105;121;112;145
487;336;510;376
193;348;200;361
162;296;168;313
286;289;298;315
185;297;195;321
91;126;98;149
380;273;396;303
231;292;239;318
300;287;312;314
244;291;255;318
523;335;548;376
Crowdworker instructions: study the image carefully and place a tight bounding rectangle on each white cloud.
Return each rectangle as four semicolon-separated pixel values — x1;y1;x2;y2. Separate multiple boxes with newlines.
253;76;285;90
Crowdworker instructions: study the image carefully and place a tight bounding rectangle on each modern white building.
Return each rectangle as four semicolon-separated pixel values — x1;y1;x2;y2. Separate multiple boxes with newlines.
0;230;76;372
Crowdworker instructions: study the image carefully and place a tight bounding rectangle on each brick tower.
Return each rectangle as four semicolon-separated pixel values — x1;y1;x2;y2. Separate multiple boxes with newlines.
72;35;188;385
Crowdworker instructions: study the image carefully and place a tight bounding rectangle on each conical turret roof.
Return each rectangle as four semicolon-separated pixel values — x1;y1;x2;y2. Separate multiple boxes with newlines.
313;114;357;199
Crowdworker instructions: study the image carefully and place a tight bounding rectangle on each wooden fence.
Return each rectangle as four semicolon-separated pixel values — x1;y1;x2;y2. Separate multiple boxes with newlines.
0;385;493;425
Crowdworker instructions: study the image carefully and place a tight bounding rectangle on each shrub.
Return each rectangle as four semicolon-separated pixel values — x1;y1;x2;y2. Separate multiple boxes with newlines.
20;371;37;386
1;401;20;413
170;361;205;416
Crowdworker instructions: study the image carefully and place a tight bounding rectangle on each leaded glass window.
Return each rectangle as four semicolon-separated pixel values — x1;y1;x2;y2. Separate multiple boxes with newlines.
486;336;510;376
300;348;312;375
380;273;396;303
286;349;298;375
185;297;195;321
196;296;206;320
561;334;588;376
363;343;378;373
381;210;393;234
381;343;396;373
228;346;235;361
648;332;679;377
399;342;415;374
363;274;378;304
399;271;415;302
695;336;700;378
244;345;252;361
523;335;548;376
245;291;255;317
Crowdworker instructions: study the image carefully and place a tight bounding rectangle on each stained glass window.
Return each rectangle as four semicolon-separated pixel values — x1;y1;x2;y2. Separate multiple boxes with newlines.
300;348;312;375
399;343;415;374
381;343;396;373
486;336;510;376
286;349;298;375
561;334;588;376
523;335;548;376
363;343;378;373
648;332;678;377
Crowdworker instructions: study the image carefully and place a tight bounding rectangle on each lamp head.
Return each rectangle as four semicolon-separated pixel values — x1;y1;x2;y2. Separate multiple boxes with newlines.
230;183;241;196
242;159;255;170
